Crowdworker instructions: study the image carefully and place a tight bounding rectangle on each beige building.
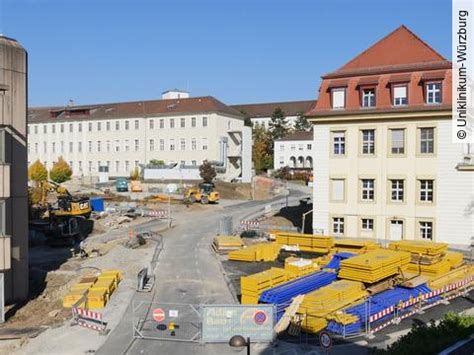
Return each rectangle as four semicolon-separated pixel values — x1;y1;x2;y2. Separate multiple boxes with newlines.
28;91;252;183
307;26;473;246
0;36;29;302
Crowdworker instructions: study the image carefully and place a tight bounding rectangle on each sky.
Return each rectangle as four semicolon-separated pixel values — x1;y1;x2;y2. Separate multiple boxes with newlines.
0;0;451;107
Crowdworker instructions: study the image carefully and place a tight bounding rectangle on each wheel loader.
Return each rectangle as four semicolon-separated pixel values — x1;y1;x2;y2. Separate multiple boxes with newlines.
184;182;219;204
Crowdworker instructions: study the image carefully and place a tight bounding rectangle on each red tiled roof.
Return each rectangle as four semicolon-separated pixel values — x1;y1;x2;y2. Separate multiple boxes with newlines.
420;70;446;81
231;100;316;118
277;130;313;141
326;25;447;77
387;73;412;83
28;96;244;123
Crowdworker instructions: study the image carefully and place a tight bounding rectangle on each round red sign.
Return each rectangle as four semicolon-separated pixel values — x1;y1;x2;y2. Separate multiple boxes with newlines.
153;308;165;322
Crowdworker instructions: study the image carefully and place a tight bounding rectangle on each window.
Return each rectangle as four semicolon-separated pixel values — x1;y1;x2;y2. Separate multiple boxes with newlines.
202;117;208;127
279;157;284;166
361;179;375;201
170;119;175;129
43;125;47;134
125;120;129;130
419;180;434;202
69;142;73;153
134;160;139;168
106;121;110;131
78;161;82;171
180;138;186;150
160;119;164;129
134;139;139;151
52;142;56;153
298;144;304;151
115;121;120;130
60;141;64;153
34;143;38;153
124;140;128;152
420;127;434;154
331;179;345;202
115;161;120;172
160;139;165;151
149;119;154;129
180;118;185;128
125;161;130;172
69;161;73;169
191;138;197;150
202;138;208;150
34;125;38;134
88;122;92;132
97;161;101;170
332;217;344;235
362;88;375;108
391;179;404;202
69;123;73;132
116;140;121;152
43;142;47;153
307;144;312;150
279;145;284;151
97;122;101;131
426;82;441;104
170;139;175;151
88;161;92;173
149;139;154;151
106;140;110;152
78;142;82;152
61;124;65;133
88;141;92;152
52;124;56;134
331;88;345;109
97;141;101;152
393;85;408;106
291;145;296;151
134;120;139;129
390;129;405;154
192;160;197;166
361;218;374;231
180;160;185;166
191;117;196;127
420;221;433;240
78;123;82;132
333;131;345;155
361;129;375;154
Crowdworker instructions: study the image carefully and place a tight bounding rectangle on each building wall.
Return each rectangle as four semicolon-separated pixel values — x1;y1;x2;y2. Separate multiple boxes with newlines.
27;112;247;181
274;140;314;170
251;115;298;129
312;115;473;246
0;36;29;302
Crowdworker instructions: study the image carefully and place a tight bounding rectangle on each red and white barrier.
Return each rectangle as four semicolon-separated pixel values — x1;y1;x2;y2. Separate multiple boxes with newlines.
77;319;107;332
145;210;169;218
369;306;395;323
240;220;260;229
72;307;107;333
73;307;103;321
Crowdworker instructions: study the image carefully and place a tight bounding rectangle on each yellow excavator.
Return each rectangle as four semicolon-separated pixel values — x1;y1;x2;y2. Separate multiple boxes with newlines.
184;182;220;204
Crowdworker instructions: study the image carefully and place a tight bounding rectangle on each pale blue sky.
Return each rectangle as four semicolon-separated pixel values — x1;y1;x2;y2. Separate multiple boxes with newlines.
0;0;451;107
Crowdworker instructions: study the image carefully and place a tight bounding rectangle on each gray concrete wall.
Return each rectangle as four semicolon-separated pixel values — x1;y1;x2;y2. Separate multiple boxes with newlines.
0;36;28;302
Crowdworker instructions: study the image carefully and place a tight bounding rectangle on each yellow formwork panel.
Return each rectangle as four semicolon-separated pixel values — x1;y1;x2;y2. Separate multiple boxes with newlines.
63;289;87;308
332;239;379;254
407;259;453;278
284;258;317;277
444;252;464;269
214;236;243;248
429;265;473;290
241;267;289;292
241;294;260;305
326;312;359;325
71;282;94;292
388;240;448;256
228;243;280;262
275;232;334;253
87;287;108;309
100;269;123;283
338;249;411;283
95;278;116;295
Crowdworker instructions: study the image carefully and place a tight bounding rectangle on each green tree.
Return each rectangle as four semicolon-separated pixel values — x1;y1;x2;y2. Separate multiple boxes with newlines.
238;109;253;127
269;107;289;140
49;157;72;184
294;113;312;131
252;125;273;172
28;159;48;183
199;160;217;183
149;159;165;166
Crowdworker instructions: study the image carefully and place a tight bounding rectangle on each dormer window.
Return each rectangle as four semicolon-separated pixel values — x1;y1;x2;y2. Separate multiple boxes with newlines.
426;82;442;104
331;88;346;109
393;85;408;106
361;89;375;108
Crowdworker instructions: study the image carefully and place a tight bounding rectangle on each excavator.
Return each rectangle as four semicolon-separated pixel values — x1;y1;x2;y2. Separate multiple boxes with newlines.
29;180;93;245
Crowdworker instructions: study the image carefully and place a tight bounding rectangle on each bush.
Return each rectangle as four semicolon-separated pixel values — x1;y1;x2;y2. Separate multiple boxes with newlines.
274;167;311;182
28;159;48;183
199;160;216;183
49;157;72;184
373;312;474;355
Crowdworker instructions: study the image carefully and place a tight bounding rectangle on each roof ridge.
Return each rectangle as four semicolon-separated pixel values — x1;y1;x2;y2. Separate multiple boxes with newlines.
231;99;315;107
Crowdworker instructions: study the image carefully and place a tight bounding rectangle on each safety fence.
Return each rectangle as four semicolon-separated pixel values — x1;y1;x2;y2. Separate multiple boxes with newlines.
71;304;108;334
239;220;298;233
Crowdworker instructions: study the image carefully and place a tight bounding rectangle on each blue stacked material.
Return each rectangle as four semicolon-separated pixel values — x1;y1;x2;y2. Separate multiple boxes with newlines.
322;252;355;271
259;271;338;322
90;197;105;212
327;283;440;335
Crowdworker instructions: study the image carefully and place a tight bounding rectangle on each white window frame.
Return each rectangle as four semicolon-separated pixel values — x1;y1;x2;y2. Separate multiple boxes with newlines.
332;217;344;235
420;221;433;240
361;129;375;155
419;179;434;202
331;88;346;109
420;127;434;154
333;131;345;155
361;218;374;231
390;129;405;154
393;85;408;106
391;179;404;202
362;88;375;108
361;179;375;201
426;82;442;104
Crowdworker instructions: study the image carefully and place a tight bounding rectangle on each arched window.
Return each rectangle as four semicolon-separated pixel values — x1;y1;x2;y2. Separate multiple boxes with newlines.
290;156;296;168
298;156;304;168
306;156;313;168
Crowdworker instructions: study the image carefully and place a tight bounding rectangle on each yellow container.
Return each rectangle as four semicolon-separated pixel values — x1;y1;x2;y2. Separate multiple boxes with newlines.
87;288;108;309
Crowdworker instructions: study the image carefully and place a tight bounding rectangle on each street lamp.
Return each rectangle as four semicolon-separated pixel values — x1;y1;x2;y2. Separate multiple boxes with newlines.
229;335;250;355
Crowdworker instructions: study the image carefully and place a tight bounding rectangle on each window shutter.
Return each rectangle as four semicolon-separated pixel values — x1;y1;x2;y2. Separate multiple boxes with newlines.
393;86;407;99
392;129;404;148
332;179;344;201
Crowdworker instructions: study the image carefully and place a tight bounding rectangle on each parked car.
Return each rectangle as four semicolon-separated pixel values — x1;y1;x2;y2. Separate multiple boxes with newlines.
115;177;129;192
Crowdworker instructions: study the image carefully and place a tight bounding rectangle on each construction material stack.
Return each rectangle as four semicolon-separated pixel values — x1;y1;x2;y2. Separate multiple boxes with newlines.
338;249;411;283
275;232;334;253
240;267;289;304
228;242;280;262
212;236;243;254
331;239;379;254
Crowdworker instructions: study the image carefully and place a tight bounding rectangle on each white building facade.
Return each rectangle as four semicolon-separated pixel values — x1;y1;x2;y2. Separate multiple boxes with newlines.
28;93;252;182
274;131;314;170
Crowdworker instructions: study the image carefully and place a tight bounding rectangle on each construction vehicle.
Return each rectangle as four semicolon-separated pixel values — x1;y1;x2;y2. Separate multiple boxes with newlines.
184;182;219;204
29;180;93;245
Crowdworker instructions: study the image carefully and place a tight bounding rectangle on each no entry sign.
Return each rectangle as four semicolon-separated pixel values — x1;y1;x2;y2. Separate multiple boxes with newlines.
153;308;165;322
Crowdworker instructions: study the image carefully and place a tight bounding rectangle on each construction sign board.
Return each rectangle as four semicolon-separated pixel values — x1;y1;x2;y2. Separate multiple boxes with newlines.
201;305;275;343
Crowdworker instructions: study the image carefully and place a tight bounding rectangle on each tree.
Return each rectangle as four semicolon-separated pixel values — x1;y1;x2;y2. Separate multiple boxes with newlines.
238;109;253;127
149;159;165;167
49;157;72;184
130;167;140;180
199;160;216;183
294;113;312;131
269;107;289;140
252;125;273;172
28;159;48;184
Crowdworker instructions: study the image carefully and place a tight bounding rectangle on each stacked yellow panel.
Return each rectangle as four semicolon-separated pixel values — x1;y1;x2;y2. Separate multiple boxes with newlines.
62;275;97;308
275;232;334;253
429;265;473;290
406;259;452;278
213;236;243;253
240;267;290;304
444;251;464;269
228;243;280;262
331;239;379;254
296;280;367;333
388;240;448;256
284;257;318;277
338;249;411;283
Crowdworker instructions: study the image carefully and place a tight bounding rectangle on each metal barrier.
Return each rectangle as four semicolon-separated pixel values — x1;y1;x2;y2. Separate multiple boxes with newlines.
71;305;108;334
